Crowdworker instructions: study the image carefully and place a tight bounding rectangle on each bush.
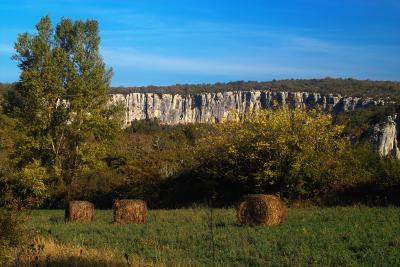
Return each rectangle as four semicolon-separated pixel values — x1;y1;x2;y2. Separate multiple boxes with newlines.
377;159;400;188
0;209;28;261
0;161;48;209
182;107;368;204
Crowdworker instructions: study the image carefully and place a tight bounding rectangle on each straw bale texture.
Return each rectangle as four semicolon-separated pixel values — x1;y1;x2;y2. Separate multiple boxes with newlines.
113;199;147;224
236;194;287;226
65;201;95;222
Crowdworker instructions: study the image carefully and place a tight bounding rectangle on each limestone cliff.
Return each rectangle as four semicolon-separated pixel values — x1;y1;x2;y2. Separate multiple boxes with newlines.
109;89;400;158
109;90;386;127
372;116;400;159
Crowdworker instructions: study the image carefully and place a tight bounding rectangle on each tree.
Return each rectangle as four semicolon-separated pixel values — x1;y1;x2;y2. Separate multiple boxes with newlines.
197;107;363;201
7;16;122;206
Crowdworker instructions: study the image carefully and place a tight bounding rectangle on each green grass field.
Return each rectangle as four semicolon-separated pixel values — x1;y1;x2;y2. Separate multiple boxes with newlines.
27;207;400;266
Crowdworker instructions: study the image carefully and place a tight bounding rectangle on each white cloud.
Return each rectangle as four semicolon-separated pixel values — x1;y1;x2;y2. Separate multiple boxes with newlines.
288;37;337;52
0;44;13;54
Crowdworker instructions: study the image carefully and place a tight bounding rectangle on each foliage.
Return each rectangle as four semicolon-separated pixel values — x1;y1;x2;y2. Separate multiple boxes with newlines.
1;104;399;208
0;113;18;209
192;108;355;200
102;121;211;207
0;209;28;261
27;207;400;266
334;104;399;140
378;159;400;188
3;160;49;208
50;108;400;208
5;16;122;207
321;142;400;206
33;119;213;208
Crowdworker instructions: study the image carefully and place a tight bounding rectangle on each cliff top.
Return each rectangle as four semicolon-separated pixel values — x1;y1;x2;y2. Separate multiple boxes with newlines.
110;78;400;100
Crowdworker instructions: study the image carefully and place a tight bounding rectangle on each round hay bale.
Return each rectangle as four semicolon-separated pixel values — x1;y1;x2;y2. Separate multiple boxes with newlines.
65;201;95;222
113;199;147;224
236;194;287;226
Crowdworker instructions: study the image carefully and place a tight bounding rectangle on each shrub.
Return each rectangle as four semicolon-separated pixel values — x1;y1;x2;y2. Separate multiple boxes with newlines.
0;161;48;209
195;107;360;201
377;159;400;188
0;209;28;261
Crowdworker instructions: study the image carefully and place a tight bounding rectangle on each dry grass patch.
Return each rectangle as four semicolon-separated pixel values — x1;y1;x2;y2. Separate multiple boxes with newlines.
3;236;163;267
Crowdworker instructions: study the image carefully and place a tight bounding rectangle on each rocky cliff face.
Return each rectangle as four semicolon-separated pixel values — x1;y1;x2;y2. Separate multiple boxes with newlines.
373;116;400;159
109;89;400;158
109;90;386;127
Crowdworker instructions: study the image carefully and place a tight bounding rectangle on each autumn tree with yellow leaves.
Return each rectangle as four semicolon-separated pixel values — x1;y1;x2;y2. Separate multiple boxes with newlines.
195;107;366;201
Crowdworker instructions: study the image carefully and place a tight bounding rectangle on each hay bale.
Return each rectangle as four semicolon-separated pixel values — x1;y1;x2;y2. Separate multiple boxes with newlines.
65;201;95;222
113;199;147;224
236;194;287;226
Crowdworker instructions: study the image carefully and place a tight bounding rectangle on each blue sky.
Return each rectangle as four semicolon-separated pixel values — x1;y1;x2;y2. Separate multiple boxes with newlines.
0;0;399;86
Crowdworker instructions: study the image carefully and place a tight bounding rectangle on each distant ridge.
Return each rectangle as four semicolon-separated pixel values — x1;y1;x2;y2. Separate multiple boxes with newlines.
3;78;400;100
110;78;400;100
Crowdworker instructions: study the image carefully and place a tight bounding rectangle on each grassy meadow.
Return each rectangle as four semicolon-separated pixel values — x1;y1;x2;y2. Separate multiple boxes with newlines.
24;207;400;266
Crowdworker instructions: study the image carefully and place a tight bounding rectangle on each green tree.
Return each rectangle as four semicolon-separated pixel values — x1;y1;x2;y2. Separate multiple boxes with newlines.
7;16;122;206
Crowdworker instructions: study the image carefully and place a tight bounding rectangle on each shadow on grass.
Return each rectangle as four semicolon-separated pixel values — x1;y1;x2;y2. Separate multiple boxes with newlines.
14;257;129;267
11;253;157;267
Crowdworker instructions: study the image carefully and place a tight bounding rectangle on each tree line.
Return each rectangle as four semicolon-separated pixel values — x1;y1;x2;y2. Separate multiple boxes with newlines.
3;77;400;100
110;78;400;100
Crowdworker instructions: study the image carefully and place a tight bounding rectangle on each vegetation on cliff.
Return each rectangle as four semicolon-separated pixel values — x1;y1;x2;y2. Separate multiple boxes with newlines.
111;78;400;100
